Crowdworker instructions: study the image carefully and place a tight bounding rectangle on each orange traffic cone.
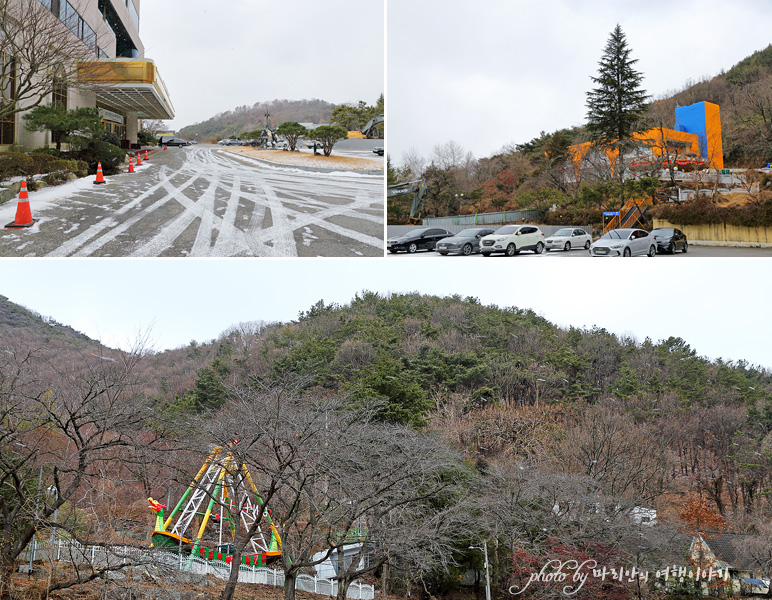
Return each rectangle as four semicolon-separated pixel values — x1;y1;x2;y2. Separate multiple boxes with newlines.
144;150;149;161
4;181;35;228
94;162;106;185
163;145;167;151
136;154;142;166
128;158;134;173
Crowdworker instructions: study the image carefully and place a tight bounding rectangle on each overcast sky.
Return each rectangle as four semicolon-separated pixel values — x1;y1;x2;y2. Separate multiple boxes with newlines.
388;0;772;165
139;0;384;131
2;259;771;370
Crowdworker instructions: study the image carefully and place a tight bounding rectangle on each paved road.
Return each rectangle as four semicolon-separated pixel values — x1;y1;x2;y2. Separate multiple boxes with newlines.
0;146;384;257
387;245;772;258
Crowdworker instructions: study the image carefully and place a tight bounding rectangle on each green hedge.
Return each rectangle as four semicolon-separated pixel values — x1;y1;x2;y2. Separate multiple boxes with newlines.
649;195;772;228
0;151;92;183
0;153;33;181
72;141;126;175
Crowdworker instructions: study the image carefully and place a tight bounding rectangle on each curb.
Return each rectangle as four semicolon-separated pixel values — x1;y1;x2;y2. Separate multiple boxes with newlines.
219;149;383;176
689;240;772;248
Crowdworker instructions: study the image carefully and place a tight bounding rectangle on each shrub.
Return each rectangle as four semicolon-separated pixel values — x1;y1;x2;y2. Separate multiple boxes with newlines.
30;147;61;157
46;159;87;184
28;152;57;175
649;193;772;228
74;141;126;175
0;152;33;181
101;132;122;148
138;130;157;146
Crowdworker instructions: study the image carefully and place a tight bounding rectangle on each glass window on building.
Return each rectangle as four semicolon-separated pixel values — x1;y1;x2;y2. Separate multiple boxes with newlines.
52;73;67;110
126;0;139;31
63;2;80;36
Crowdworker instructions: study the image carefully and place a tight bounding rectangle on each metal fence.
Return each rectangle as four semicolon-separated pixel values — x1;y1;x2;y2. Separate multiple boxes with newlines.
423;209;543;228
388;224;594;239
21;540;374;600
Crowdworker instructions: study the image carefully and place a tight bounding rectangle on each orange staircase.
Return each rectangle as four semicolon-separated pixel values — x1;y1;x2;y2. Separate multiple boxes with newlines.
602;197;653;234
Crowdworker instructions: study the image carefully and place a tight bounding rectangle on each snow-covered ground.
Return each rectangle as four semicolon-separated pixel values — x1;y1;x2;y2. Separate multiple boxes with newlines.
0;146;384;257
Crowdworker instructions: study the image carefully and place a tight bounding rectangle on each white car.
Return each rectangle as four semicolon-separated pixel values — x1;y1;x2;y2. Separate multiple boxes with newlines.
589;228;657;257
545;228;592;251
480;224;545;256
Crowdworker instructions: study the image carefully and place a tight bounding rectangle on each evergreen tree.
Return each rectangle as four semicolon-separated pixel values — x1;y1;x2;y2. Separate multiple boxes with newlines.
586;25;648;146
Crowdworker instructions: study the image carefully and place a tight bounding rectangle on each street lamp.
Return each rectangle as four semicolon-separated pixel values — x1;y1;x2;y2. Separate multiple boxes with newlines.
469;542;491;600
46;486;59;555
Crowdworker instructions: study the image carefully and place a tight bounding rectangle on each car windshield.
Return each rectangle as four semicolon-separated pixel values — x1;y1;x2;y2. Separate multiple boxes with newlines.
553;228;573;236
652;228;674;236
600;229;633;240
493;226;519;235
457;229;484;237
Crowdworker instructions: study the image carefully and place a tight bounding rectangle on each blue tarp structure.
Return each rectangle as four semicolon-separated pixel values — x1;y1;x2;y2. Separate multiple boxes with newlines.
675;102;709;161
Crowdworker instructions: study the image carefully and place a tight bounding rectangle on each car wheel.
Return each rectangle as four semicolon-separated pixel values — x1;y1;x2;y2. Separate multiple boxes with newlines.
669;242;676;254
623;247;631;257
683;241;688;253
407;243;418;254
648;245;656;257
584;240;591;250
439;251;448;255
462;244;473;256
564;242;571;252
505;243;517;257
481;252;490;257
535;242;544;254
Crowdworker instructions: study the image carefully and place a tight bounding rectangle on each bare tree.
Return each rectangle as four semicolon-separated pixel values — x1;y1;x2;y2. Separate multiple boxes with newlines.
0;339;159;598
557;403;668;504
0;0;107;122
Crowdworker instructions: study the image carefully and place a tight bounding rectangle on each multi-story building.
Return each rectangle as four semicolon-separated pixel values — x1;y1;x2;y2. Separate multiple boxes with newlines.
1;0;174;150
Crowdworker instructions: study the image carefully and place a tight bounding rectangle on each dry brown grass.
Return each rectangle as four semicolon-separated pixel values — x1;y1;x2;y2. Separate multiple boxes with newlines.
224;148;383;172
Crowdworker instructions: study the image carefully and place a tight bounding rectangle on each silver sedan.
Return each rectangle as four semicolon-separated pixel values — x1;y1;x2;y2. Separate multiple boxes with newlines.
545;228;592;251
589;228;657;257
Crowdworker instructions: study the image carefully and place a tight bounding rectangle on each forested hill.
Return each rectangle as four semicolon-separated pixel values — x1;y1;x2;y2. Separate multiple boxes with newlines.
144;292;772;525
177;98;336;142
0;294;100;350
3;290;772;526
4;292;772;598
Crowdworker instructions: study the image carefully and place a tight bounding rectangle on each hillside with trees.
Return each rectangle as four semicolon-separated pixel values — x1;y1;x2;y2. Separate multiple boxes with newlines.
177;99;337;142
3;292;772;599
177;95;383;143
389;39;772;227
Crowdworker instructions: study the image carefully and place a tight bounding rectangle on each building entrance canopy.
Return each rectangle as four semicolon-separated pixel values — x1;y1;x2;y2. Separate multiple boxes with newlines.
77;58;175;119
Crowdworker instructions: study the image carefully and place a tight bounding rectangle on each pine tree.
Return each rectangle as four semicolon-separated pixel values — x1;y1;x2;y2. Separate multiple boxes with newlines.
586;25;648;146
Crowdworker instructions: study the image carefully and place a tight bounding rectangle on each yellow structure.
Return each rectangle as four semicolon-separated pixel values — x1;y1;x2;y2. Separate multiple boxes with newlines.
568;101;723;175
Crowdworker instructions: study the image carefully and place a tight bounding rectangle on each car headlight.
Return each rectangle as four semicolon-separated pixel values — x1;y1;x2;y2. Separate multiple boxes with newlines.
495;236;507;242
610;244;623;249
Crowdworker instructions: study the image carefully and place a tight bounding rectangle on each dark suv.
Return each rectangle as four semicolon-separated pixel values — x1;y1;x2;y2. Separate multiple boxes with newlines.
387;227;452;254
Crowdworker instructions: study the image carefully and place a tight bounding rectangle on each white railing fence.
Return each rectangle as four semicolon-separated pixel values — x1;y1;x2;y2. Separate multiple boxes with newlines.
21;540;374;599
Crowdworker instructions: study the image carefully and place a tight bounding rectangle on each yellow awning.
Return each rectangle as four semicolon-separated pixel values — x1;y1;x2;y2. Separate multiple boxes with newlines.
77;59;175;120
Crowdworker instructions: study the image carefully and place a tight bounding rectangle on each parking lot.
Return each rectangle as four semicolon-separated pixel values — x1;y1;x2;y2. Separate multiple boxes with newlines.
386;245;772;258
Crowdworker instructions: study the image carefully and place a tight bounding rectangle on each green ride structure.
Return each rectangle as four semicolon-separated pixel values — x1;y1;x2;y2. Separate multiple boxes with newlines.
148;444;282;567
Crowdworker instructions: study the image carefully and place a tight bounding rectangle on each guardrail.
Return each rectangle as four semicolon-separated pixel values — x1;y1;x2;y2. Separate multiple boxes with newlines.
21;540;374;599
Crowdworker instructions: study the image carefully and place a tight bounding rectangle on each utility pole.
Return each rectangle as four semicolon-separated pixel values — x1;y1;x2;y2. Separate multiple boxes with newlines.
469;541;491;600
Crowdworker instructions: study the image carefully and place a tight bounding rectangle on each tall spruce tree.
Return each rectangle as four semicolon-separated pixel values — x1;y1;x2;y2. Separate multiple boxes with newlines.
586;25;648;146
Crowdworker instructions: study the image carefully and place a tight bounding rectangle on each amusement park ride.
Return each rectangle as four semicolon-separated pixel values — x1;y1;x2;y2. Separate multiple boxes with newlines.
148;444;282;567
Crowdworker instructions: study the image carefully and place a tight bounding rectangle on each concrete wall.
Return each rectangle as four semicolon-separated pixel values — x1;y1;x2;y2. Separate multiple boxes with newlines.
653;218;772;247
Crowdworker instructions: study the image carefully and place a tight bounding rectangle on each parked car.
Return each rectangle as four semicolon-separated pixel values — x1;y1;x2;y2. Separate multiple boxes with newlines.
165;138;189;147
651;227;688;254
387;227;453;254
589;228;657;257
373;146;384;156
545;228;592;251
436;228;496;255
480;224;545;256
